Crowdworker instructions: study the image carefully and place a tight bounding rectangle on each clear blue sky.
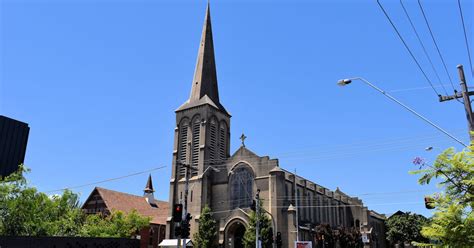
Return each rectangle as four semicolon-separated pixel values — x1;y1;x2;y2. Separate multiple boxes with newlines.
1;0;472;217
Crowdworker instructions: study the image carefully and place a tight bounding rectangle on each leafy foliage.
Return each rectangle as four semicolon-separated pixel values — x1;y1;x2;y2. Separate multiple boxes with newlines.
333;226;362;248
385;212;429;245
314;224;362;248
243;200;273;248
0;165;151;238
315;224;334;248
0;165;84;236
411;145;474;247
193;205;217;248
80;209;150;238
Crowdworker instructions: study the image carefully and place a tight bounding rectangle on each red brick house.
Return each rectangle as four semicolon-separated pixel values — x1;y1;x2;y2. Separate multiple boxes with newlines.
82;175;169;248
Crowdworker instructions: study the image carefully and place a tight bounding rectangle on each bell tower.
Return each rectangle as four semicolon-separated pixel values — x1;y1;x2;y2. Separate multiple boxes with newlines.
167;3;230;238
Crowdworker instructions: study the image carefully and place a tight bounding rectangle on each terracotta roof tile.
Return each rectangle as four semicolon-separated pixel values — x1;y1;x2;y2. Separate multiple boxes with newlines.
94;187;169;225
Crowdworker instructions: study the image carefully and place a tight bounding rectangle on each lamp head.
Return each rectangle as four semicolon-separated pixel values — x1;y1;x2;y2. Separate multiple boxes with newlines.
337;79;352;86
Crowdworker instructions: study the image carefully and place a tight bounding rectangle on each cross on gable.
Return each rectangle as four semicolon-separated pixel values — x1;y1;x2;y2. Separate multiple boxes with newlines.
240;133;247;147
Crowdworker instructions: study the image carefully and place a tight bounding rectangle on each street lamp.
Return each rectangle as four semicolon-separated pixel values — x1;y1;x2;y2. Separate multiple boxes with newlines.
198;166;220;179
189;166;220;191
337;77;468;147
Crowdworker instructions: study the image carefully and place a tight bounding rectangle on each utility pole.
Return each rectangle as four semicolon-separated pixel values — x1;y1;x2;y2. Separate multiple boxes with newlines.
294;169;299;242
255;189;260;248
439;64;474;141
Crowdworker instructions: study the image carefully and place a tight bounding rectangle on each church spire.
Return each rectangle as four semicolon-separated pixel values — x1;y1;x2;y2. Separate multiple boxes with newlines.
190;3;220;105
176;3;228;115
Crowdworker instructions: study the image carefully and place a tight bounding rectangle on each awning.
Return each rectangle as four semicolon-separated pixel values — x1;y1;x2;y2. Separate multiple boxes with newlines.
159;239;193;247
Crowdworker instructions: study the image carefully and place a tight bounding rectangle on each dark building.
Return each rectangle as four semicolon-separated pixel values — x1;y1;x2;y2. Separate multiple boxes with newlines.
0;115;30;177
82;175;169;248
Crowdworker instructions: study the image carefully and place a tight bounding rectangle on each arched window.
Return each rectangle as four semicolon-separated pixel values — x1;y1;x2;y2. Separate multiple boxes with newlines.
191;116;201;177
230;166;253;209
148;228;154;245
209;118;218;164
178;120;189;178
218;121;227;160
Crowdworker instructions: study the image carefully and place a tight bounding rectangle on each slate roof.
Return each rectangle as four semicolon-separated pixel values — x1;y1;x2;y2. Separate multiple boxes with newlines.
89;187;169;225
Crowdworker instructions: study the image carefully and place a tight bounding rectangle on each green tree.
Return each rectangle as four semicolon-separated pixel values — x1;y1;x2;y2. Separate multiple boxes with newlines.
385;212;429;246
80;209;150;238
243;201;273;248
0;165;151;238
0;165;84;236
411;146;474;247
334;226;362;248
193;205;217;248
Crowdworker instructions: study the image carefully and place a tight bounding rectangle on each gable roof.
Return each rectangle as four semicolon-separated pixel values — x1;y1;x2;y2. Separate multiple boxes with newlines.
84;187;169;225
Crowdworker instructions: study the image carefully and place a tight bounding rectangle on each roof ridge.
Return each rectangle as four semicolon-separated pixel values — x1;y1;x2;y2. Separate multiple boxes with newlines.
96;187;168;202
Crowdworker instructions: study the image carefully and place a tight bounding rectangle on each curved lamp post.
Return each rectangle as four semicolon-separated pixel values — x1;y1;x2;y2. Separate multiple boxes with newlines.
337;77;467;147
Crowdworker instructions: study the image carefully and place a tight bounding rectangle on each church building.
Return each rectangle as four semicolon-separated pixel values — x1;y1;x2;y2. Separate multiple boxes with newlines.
166;4;385;248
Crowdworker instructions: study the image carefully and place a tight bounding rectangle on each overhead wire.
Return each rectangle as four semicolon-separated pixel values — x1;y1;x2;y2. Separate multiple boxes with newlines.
44;165;167;193
207;201;421;216
388;84;453;93
457;0;473;76
45;129;462;195
187;129;465;169
417;0;457;92
399;0;450;96
189;136;459;169
376;0;441;97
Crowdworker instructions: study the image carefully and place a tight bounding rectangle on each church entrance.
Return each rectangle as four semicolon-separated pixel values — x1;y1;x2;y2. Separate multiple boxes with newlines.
226;220;246;248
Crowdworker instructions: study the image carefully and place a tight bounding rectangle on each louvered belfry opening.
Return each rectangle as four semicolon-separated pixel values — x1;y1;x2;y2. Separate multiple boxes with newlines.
191;117;201;177
209;118;218;164
218;121;227;160
178;120;189;178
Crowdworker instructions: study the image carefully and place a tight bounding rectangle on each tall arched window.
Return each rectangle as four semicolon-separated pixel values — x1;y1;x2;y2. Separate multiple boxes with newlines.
209;118;218;164
178;120;189;178
191;116;201;177
218;121;227;160
148;228;154;246
230;166;253;209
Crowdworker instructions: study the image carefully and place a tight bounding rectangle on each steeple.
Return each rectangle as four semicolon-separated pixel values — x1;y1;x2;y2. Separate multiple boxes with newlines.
177;3;228;115
144;174;154;194
144;174;155;205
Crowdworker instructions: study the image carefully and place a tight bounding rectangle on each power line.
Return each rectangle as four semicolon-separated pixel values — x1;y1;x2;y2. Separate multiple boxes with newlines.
207;201;421;215
194;136;458;169
45;165;167;193
189;129;464;168
417;0;457;91
388;84;453;93
399;0;450;96
376;0;441;97
457;0;473;76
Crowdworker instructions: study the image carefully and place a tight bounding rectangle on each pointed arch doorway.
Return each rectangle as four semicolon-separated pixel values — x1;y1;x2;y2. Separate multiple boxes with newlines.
225;219;247;248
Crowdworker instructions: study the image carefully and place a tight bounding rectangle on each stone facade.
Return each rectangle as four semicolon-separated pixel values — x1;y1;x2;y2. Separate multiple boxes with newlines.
166;4;386;248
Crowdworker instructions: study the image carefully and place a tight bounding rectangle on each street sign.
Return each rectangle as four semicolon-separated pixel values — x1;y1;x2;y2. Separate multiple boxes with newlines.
295;241;312;248
362;234;369;243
